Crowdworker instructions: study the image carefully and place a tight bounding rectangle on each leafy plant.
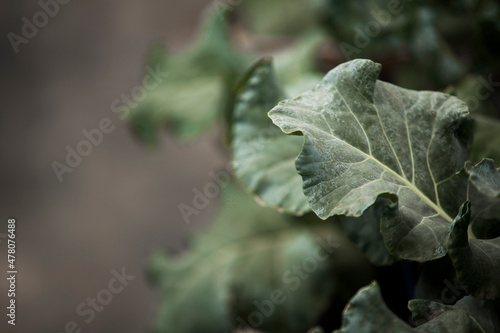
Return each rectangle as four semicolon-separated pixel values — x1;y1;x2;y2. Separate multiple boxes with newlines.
150;183;372;332
128;1;500;332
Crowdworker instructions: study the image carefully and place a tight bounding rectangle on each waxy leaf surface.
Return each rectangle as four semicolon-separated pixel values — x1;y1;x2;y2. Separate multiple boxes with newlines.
269;59;472;261
233;59;396;265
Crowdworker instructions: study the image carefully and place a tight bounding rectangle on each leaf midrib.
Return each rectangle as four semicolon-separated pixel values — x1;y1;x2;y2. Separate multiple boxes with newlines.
350;80;453;222
361;148;453;223
281;115;454;223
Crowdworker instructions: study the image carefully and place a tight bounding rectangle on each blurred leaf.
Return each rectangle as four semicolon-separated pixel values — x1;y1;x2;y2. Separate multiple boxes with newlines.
231;32;327;214
240;0;321;36
273;31;328;96
446;201;500;300
470;116;500;166
447;75;498;119
269;59;472;261
232;57;310;214
408;6;465;87
150;182;372;333
476;0;500;56
128;8;250;144
321;0;410;59
307;327;325;333
320;0;500;90
334;282;473;333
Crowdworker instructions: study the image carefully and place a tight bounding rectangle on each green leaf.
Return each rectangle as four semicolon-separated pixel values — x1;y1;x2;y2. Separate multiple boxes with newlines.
339;198;397;266
240;0;320;36
150;182;373;333
413;256;466;304
470;116;500;167
232;57;396;264
458;158;500;240
334;282;473;333
231;31;328;214
446;201;500;300
408;7;465;87
272;31;328;97
448;76;498;119
128;8;249;144
269;59;472;261
462;159;500;198
409;296;500;333
232;57;310;215
321;0;411;59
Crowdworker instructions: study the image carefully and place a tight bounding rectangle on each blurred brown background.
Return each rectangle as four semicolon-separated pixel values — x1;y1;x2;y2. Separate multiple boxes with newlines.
0;1;229;332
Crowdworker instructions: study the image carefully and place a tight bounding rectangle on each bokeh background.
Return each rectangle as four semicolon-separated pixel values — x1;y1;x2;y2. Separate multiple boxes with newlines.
1;1;226;332
2;1;500;332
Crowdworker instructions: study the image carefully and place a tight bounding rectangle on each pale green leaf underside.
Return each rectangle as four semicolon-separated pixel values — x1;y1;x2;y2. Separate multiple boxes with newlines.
232;32;327;214
233;58;310;214
269;59;471;261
